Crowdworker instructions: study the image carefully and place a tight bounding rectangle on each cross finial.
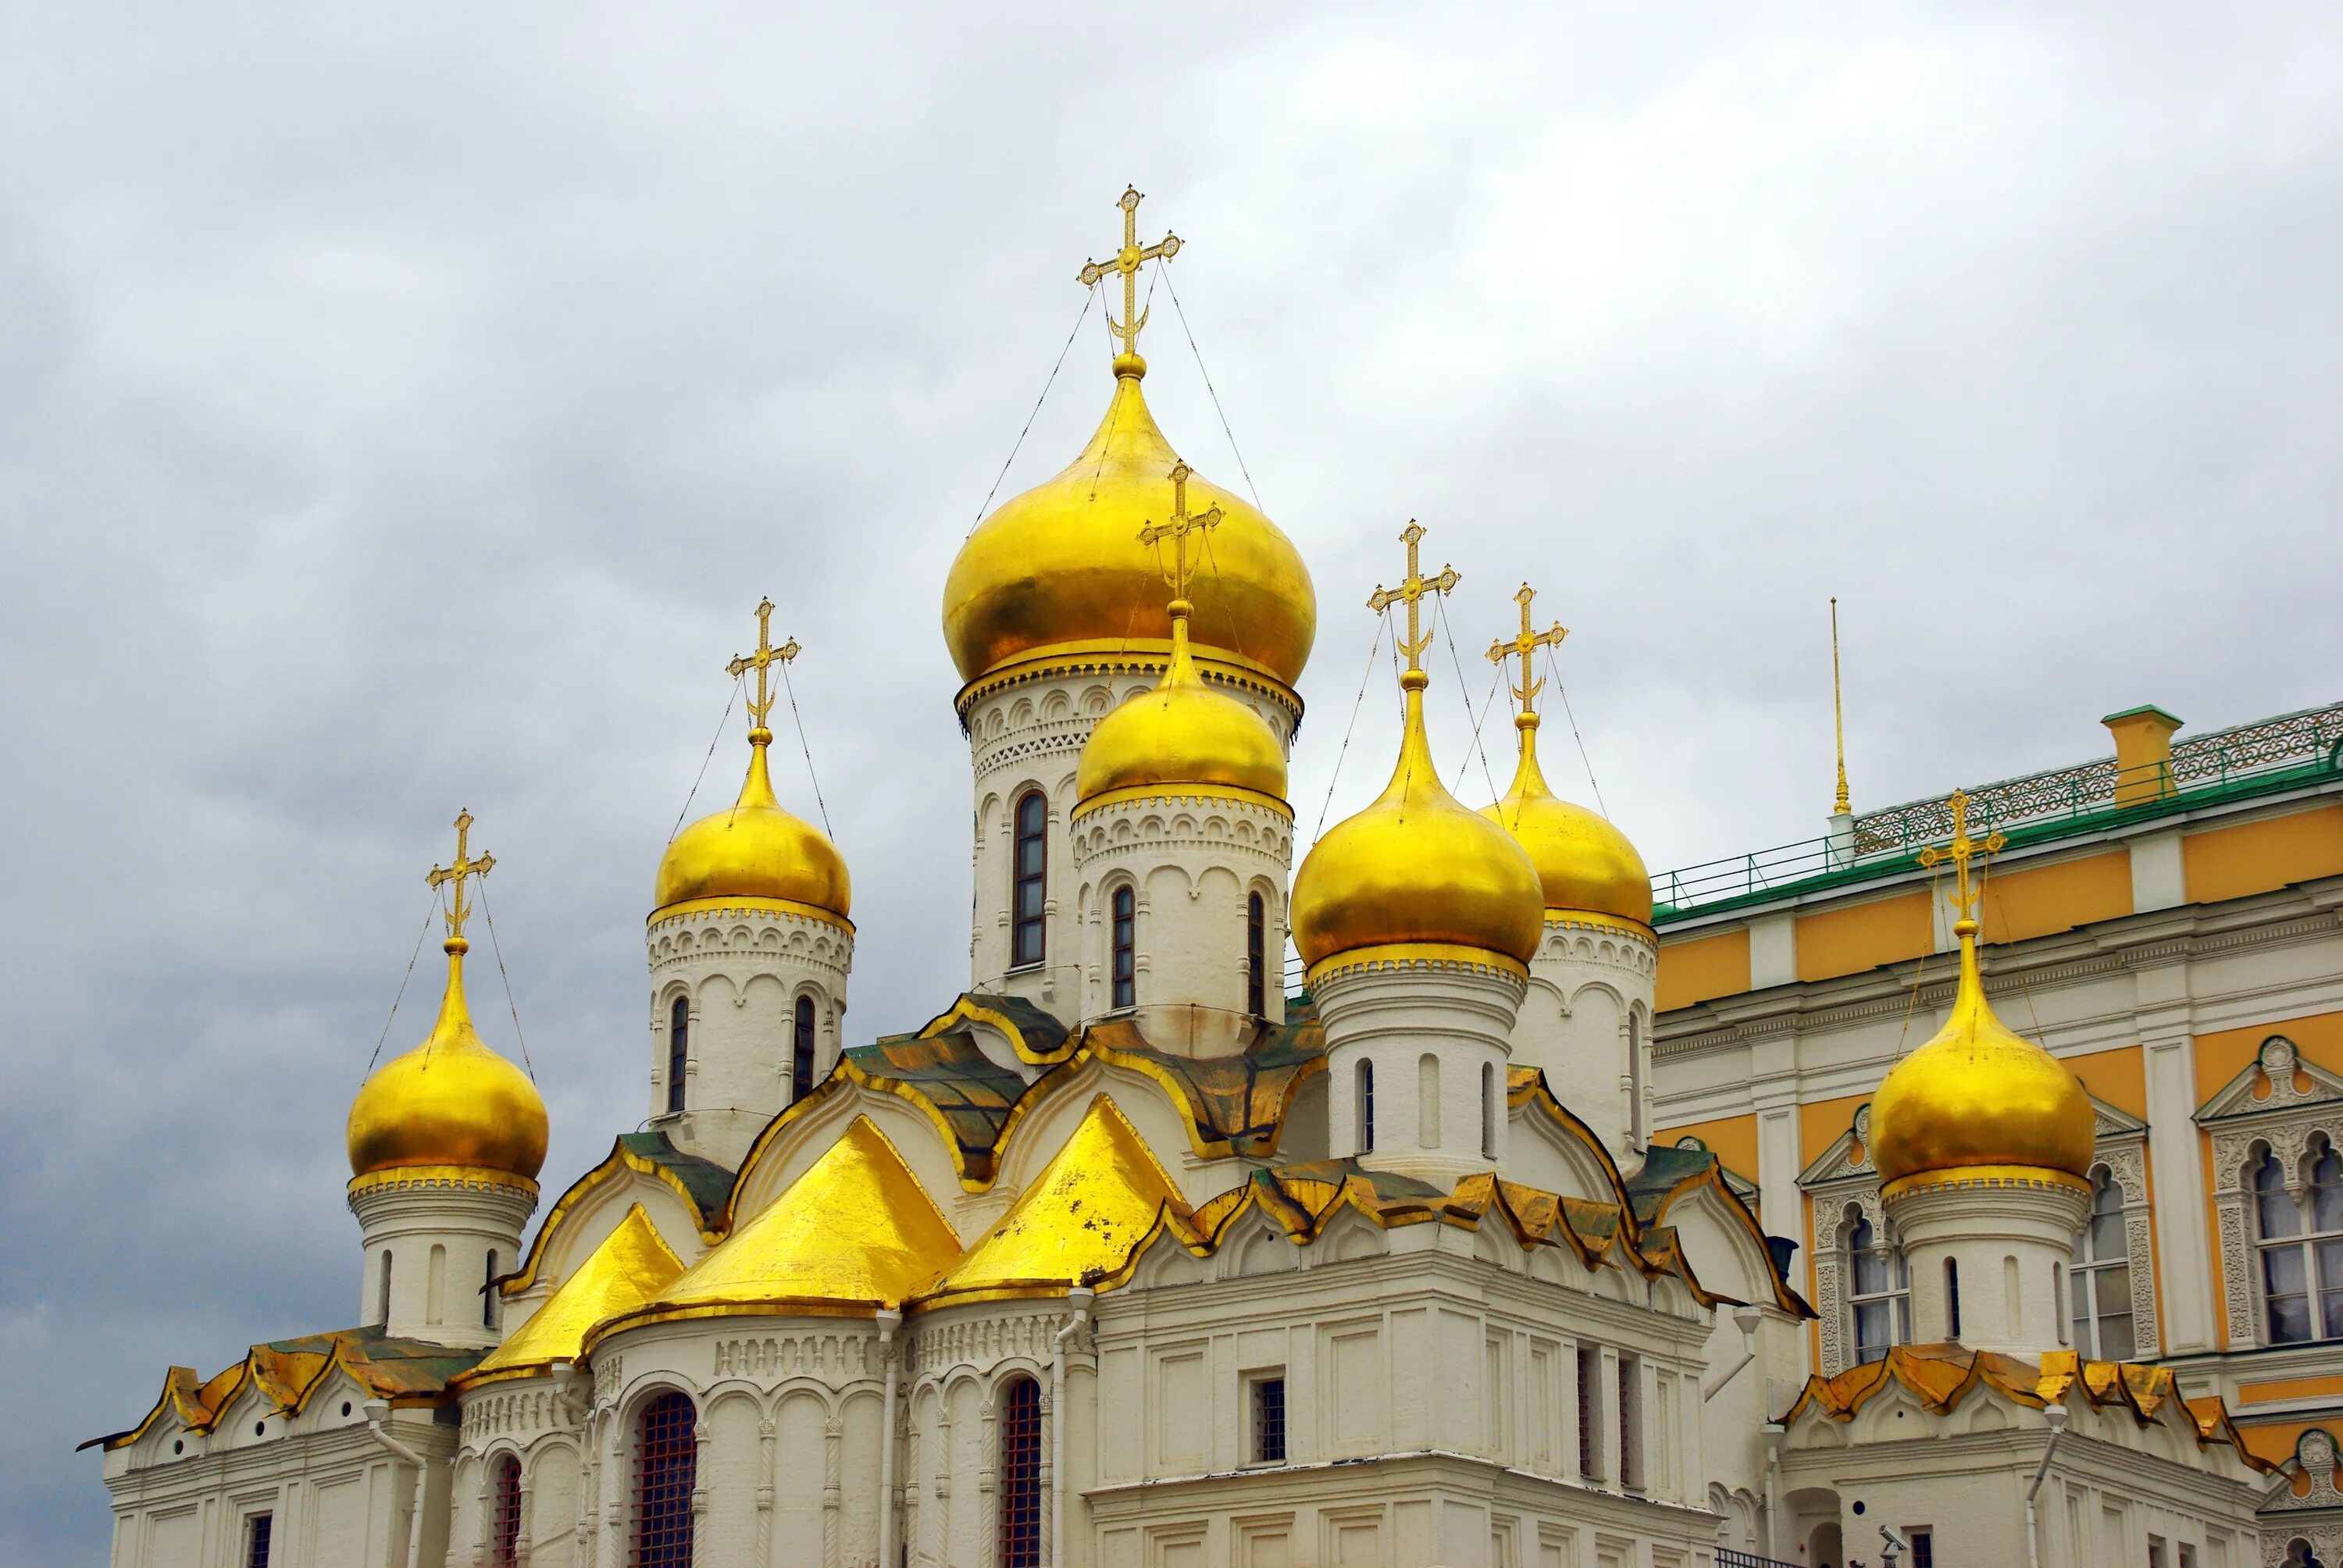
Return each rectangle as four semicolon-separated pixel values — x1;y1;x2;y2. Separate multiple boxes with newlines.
1916;789;2006;926
1486;583;1569;718
1366;522;1460;678
426;810;494;952
1077;185;1182;368
1136;462;1223;610
726;597;801;739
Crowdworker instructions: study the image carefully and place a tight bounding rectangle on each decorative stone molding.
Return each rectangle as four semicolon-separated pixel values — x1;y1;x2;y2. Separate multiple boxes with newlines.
2201;1037;2343;1351
711;1331;885;1382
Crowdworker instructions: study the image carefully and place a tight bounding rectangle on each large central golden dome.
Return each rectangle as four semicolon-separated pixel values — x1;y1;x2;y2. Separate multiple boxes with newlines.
941;360;1316;691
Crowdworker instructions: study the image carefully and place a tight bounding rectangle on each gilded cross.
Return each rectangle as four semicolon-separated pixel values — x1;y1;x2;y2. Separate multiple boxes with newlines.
726;597;801;732
1078;186;1182;363
1366;522;1460;675
426;810;494;944
1486;583;1568;718
1136;463;1222;605
1916;789;2006;921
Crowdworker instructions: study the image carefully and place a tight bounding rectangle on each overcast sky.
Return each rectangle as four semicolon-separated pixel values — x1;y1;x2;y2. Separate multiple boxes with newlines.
6;4;2341;1556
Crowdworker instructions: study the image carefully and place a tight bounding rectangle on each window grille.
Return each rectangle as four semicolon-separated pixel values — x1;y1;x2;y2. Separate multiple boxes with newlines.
665;997;689;1115
245;1514;273;1568
997;1377;1043;1568
633;1392;697;1567
791;995;817;1103
1575;1344;1600;1481
1252;1376;1286;1463
2255;1140;2343;1345
1246;893;1266;1015
1111;886;1136;1009
1011;792;1048;967
490;1455;522;1567
2070;1167;2137;1357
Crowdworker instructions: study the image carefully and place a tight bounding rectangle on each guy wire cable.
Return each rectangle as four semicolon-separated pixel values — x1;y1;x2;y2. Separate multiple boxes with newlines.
1310;613;1390;845
779;657;834;839
671;672;743;843
1161;259;1263;512
476;878;537;1080
967;285;1101;539
362;888;441;1080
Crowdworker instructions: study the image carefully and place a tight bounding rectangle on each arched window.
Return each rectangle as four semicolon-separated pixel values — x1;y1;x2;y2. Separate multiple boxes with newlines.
1246;892;1266;1016
665;996;689;1116
1481;1062;1497;1160
2069;1167;2135;1358
1011;791;1048;968
997;1376;1043;1568
490;1453;522;1568
483;1249;499;1330
791;995;817;1104
1944;1258;1961;1341
2255;1141;2343;1345
1627;1010;1647;1146
376;1250;393;1327
2285;1538;2328;1568
633;1392;697;1567
1111;885;1136;1010
1418;1054;1441;1149
1845;1211;1910;1365
1357;1060;1375;1154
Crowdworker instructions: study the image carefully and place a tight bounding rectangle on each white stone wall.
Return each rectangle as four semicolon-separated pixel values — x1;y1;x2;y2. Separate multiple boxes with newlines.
963;662;1297;1014
1068;791;1291;1028
348;1175;537;1349
1318;957;1525;1187
1513;918;1657;1160
646;901;852;1169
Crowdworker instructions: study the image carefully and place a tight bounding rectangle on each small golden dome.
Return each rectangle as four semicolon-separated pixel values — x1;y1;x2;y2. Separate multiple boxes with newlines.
348;940;549;1181
1482;714;1652;927
1870;919;2094;1188
654;734;851;922
1291;671;1544;972
941;362;1316;690
1075;599;1287;809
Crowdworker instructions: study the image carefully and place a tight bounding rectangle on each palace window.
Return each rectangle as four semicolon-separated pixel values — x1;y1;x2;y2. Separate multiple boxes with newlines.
633;1392;696;1567
2254;1140;2343;1345
998;1376;1043;1568
1246;892;1266;1016
791;995;817;1103
665;996;689;1116
1111;886;1136;1009
490;1454;522;1568
1357;1060;1375;1153
2070;1167;2136;1359
1846;1212;1910;1365
1011;791;1047;968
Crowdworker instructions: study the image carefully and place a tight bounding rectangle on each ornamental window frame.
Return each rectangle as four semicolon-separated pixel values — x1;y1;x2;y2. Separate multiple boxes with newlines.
1799;1096;2156;1374
2069;1164;2138;1360
2199;1035;2343;1352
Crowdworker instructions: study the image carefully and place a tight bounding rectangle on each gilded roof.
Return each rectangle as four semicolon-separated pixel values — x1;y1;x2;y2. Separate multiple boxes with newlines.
88;1327;483;1452
504;1130;732;1295
462;1204;683;1387
608;1118;963;1335
923;1095;1186;1305
1781;1344;2272;1473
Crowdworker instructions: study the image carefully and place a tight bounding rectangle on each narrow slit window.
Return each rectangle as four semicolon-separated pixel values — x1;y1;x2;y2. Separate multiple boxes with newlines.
665;996;689;1116
483;1249;499;1329
1246;892;1266;1016
1251;1375;1287;1464
791;995;817;1103
377;1250;393;1327
1575;1344;1601;1481
1945;1257;1961;1341
1357;1059;1375;1154
1011;791;1048;968
1111;886;1136;1010
1481;1061;1497;1159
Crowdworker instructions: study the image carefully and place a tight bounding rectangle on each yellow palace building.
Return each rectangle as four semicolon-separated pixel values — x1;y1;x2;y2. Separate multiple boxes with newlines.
1649;698;2343;1466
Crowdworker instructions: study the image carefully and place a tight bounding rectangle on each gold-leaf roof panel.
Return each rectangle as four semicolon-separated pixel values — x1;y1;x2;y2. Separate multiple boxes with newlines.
607;1118;962;1337
462;1205;685;1387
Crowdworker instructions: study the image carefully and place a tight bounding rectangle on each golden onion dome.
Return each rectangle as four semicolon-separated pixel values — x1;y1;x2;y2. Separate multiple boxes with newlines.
1075;597;1287;811
1291;669;1544;973
941;358;1316;691
1870;918;2094;1188
1482;713;1653;928
348;939;549;1181
654;732;851;923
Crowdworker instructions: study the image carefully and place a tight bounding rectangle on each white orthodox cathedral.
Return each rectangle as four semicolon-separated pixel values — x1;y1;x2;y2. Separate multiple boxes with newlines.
90;191;2297;1568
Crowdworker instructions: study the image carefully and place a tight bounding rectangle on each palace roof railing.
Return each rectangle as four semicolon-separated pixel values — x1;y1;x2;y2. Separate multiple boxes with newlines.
1649;700;2343;925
